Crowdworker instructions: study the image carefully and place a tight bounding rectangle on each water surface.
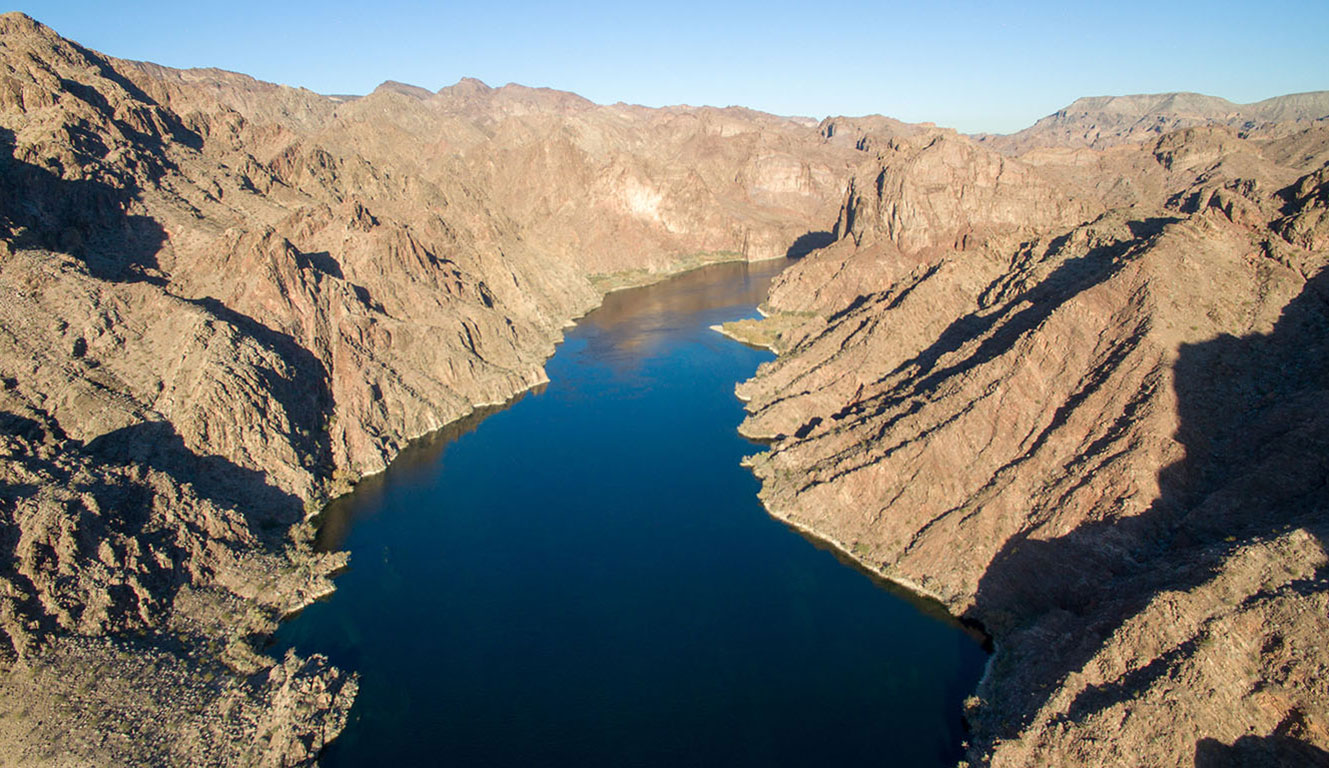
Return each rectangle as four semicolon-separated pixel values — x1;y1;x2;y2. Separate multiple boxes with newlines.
277;259;986;766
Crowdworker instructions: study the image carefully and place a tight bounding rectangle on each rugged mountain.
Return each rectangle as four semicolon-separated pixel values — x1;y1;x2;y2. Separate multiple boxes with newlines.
977;91;1329;154
5;9;1329;766
0;13;860;765
732;109;1329;763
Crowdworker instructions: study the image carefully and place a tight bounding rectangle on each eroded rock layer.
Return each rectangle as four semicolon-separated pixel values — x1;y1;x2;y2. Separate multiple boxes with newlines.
0;13;860;765
736;111;1329;764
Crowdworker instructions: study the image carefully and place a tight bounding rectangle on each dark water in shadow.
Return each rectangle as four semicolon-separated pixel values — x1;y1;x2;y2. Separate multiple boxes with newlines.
277;259;987;767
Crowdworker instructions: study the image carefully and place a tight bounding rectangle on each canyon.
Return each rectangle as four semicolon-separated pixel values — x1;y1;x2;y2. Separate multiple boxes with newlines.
0;11;1326;766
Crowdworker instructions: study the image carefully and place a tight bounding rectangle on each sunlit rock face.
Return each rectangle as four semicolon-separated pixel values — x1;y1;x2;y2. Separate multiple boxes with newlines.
736;103;1329;767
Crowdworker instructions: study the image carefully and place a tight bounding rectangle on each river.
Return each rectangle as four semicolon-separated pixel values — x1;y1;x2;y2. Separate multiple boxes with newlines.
276;258;987;766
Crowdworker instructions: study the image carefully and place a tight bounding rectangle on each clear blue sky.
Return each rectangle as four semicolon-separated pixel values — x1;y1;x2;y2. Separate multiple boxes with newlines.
14;0;1329;134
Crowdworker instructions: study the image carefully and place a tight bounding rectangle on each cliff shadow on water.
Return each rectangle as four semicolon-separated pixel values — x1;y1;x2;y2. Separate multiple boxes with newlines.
968;266;1329;760
791;523;994;648
311;396;538;553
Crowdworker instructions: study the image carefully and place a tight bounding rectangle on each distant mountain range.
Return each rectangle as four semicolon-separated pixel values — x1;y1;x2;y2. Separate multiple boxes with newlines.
976;90;1329;152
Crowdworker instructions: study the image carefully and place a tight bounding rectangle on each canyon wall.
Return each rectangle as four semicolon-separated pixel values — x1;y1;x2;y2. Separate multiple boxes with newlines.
735;103;1329;765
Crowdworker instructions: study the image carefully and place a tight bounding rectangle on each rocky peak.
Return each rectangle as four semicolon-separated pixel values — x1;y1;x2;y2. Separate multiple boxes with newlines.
0;11;51;37
1059;91;1243;118
371;79;435;99
818;114;929;150
440;76;493;97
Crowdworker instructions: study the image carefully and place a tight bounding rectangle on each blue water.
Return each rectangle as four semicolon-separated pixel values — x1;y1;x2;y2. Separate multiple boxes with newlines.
277;259;987;767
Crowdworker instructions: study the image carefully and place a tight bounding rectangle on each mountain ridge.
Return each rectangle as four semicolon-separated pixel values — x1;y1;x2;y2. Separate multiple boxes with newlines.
976;89;1329;153
1;9;1327;767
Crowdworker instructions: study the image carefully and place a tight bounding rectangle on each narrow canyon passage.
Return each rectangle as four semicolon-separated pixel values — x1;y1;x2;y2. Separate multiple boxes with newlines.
277;259;986;767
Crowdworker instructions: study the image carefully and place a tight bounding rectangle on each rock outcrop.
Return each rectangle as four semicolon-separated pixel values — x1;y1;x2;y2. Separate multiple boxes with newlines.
736;106;1329;764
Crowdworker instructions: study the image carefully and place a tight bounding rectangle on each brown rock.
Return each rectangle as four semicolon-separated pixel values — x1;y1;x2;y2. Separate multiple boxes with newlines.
738;108;1329;766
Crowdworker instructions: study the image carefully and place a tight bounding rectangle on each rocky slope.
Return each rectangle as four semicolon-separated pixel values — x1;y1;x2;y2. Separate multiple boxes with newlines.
734;108;1329;763
0;13;860;765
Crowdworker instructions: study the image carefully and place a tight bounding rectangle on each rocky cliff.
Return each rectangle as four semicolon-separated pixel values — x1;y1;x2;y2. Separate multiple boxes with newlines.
734;105;1329;764
0;13;859;765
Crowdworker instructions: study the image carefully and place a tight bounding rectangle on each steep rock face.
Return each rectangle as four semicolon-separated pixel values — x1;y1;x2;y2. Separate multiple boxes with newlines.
977;91;1329;154
0;13;862;765
302;80;859;276
760;126;1105;317
737;116;1329;764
